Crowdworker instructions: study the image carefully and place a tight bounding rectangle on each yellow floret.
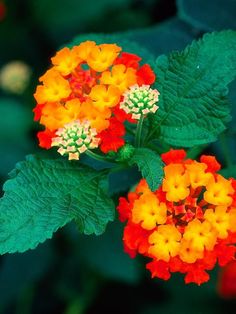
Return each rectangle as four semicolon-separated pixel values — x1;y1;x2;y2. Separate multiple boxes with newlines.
72;41;97;61
162;164;190;202
179;239;203;263
132;191;167;230
148;225;181;262
40;98;82;131
87;43;121;72
51;47;81;76
100;64;137;93
204;174;234;206
204;206;230;239
183;219;217;251
89;84;121;111
34;69;71;103
185;161;213;189
79;100;111;132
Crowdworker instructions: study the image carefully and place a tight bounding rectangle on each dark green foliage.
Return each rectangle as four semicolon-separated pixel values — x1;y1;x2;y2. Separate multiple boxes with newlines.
0;156;114;254
152;31;236;147
178;0;236;31
129;148;164;191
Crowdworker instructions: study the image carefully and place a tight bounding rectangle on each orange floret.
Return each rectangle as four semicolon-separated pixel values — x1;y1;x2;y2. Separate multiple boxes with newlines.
40;99;82;131
148;225;181;262
34;69;71;103
51;47;82;76
89;84;121;111
100;64;137;93
79;99;111;132
204;174;234;206
179;239;203;263
72;41;96;61
185;161;213;189
204;206;230;239
183;219;217;251
132;191;167;230
87;43;121;72
162;164;190;202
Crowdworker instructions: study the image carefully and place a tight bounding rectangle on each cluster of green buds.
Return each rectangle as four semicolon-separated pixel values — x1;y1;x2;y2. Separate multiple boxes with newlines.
120;84;160;120
51;120;100;160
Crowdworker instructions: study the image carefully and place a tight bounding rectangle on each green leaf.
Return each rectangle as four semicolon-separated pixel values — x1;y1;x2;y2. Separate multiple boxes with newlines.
0;156;114;254
177;0;236;31
129;148;164;191
152;30;236;147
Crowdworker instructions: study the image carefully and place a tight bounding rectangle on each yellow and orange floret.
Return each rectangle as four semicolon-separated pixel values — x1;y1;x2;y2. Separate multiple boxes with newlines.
117;149;236;285
33;41;157;159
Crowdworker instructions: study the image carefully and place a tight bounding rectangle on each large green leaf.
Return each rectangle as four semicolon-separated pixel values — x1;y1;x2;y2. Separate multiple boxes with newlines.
177;0;236;31
0;156;114;254
152;30;236;147
129;148;164;191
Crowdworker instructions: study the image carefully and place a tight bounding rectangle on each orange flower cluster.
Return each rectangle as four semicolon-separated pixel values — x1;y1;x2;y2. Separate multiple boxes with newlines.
33;41;157;159
117;149;236;285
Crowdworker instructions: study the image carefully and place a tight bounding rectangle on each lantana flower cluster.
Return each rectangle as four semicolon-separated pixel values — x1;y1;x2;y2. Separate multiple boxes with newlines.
33;41;159;160
117;149;236;285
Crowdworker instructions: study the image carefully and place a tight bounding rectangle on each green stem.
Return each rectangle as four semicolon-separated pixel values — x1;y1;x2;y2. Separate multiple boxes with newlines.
145;124;160;143
125;124;135;136
135;115;144;147
85;150;115;164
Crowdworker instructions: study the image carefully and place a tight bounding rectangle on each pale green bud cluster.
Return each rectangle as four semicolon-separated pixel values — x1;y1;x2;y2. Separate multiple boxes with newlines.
120;84;160;120
51;120;99;160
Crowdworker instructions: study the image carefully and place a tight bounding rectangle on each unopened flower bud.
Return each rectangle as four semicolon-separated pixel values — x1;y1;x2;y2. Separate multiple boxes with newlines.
51;120;99;160
120;84;159;120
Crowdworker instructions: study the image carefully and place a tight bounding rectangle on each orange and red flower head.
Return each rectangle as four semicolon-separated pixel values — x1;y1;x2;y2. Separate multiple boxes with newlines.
117;149;236;285
33;41;159;158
